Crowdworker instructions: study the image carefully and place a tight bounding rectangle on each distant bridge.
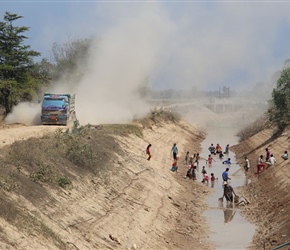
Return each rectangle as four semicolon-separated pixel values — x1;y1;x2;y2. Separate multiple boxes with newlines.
148;97;268;114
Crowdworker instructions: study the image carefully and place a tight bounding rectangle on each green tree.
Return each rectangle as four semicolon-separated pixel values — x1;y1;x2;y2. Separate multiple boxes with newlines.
0;12;40;114
31;58;54;96
269;67;290;129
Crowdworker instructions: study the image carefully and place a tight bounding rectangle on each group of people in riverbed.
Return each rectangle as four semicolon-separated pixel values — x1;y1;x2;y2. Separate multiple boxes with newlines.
145;142;235;201
207;143;237;203
208;143;230;159
164;142;231;188
144;142;251;204
145;142;288;203
170;142;231;188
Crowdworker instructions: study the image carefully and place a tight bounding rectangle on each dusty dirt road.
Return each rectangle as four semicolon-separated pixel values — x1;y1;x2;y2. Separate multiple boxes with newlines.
0;123;61;148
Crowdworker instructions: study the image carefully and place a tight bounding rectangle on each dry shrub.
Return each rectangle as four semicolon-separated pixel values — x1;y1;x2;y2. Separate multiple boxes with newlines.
0;174;19;191
236;113;272;142
134;110;180;128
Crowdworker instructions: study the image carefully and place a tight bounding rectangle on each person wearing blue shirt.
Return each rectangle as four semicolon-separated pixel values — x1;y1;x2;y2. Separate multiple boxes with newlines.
222;158;231;164
171;143;178;162
222;168;231;181
282;151;288;160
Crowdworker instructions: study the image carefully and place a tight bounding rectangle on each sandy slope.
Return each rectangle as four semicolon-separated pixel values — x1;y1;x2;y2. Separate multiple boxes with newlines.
232;127;290;250
0;119;213;250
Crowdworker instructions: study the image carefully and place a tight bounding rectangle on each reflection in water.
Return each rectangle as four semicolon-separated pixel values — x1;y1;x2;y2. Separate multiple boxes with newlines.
219;202;236;224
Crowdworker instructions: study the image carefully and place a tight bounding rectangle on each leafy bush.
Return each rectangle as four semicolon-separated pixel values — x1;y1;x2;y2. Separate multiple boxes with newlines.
0;175;19;191
236;113;271;142
56;176;72;188
269;67;290;129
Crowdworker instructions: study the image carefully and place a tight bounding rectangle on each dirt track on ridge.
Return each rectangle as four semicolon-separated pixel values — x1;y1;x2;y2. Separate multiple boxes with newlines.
0;123;61;148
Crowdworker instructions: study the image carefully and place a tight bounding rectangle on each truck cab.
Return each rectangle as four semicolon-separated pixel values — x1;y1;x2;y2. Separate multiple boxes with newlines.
41;93;75;125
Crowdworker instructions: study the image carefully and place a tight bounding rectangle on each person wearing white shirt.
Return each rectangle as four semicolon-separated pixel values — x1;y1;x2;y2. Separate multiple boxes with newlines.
244;156;250;172
266;154;276;168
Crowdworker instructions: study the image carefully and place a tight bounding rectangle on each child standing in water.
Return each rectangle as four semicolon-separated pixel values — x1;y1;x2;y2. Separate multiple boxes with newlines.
207;155;214;165
210;173;217;188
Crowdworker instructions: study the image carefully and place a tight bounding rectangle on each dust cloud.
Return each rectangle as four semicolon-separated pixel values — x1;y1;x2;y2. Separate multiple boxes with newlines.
5;102;41;125
73;8;173;124
4;2;290;125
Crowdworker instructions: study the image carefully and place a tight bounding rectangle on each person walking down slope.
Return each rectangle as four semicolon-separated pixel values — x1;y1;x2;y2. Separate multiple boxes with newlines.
244;156;250;173
222;168;231;182
171;143;178;162
223;181;236;203
257;155;266;174
146;144;152;161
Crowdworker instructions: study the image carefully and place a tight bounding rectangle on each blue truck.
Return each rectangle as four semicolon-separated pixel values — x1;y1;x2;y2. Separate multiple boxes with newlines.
41;93;76;125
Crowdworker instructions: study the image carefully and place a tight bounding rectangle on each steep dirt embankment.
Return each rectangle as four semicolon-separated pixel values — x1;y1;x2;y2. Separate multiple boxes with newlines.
0;114;213;250
231;127;290;250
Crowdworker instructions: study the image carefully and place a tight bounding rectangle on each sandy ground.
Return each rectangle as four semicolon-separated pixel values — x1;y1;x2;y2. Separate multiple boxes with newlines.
0;119;214;249
0;123;61;148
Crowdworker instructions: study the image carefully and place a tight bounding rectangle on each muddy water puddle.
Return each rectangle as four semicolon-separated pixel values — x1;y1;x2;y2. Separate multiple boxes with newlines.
198;126;255;249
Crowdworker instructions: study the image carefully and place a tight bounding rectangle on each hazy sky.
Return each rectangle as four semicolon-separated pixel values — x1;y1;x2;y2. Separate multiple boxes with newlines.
1;1;290;92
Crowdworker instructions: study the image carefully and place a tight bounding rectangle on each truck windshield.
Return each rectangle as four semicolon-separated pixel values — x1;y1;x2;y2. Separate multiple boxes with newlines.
42;99;66;109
